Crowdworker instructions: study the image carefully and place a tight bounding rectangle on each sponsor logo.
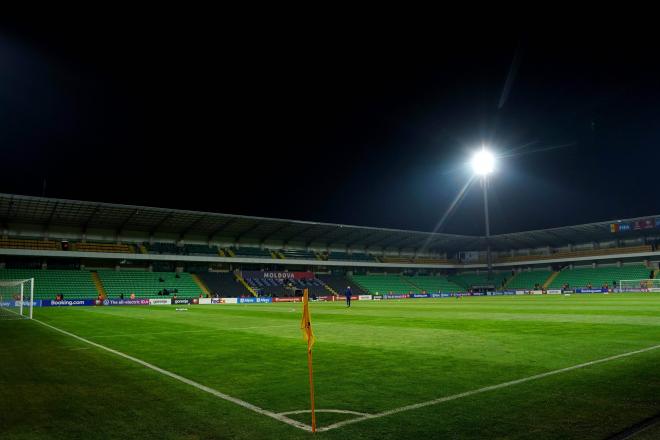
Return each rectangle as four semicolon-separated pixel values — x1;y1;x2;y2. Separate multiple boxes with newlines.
358;295;372;301
172;299;191;305
273;297;298;302
238;297;273;304
547;289;562;294
43;299;95;307
575;288;608;293
149;299;171;305
51;300;86;306
410;294;431;298
103;299;150;306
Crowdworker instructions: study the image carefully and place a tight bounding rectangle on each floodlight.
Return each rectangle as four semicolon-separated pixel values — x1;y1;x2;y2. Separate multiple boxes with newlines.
471;148;495;176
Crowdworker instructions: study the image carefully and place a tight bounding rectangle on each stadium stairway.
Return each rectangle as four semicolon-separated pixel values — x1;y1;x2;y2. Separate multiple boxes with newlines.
502;273;516;289
235;273;258;296
91;271;107;299
319;280;338;296
191;274;211;296
543;271;560;289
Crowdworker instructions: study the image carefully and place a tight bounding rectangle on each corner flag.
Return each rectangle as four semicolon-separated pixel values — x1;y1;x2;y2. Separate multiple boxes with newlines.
301;288;315;352
300;288;317;432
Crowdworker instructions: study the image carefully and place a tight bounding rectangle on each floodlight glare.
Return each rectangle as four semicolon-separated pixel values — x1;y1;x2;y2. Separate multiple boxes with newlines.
471;148;495;176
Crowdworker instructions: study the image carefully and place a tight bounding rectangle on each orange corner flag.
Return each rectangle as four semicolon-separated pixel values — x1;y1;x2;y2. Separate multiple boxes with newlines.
300;288;317;432
300;288;315;352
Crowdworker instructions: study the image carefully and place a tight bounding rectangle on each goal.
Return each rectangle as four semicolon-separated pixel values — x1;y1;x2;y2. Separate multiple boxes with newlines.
0;278;35;320
619;279;660;292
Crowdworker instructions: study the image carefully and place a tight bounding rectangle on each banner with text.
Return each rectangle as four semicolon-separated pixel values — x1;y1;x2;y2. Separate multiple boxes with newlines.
240;271;315;280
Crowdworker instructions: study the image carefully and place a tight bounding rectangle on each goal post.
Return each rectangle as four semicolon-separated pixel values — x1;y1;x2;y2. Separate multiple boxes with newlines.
619;279;660;292
0;278;35;320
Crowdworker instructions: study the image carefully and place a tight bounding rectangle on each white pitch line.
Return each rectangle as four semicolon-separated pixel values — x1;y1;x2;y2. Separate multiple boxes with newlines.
317;343;660;432
86;323;295;339
33;319;312;432
279;409;372;417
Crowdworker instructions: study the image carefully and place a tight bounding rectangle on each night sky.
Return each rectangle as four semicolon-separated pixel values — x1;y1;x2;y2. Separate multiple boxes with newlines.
1;19;659;236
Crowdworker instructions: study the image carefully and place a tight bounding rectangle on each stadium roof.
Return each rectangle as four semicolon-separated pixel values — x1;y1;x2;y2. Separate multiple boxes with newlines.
0;193;657;252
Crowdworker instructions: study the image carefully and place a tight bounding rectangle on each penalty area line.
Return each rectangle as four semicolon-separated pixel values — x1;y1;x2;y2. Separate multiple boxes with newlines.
32;319;313;432
317;343;660;432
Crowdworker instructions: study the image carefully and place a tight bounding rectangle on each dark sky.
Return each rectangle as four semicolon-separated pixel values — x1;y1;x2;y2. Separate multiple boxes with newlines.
1;18;659;236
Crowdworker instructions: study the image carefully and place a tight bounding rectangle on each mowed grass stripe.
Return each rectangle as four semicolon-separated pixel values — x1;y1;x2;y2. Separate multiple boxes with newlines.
7;293;659;439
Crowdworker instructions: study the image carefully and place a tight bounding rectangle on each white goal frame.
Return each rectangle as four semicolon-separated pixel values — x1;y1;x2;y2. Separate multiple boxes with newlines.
619;279;660;293
0;278;35;319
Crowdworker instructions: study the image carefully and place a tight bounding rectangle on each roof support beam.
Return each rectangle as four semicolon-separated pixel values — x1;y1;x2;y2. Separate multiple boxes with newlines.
259;223;291;245
1;196;15;231
325;229;358;249
283;225;318;247
149;211;176;236
178;214;208;240
207;218;239;242
82;204;103;235
347;230;381;248
235;223;263;244
44;201;60;232
305;227;340;248
117;209;140;237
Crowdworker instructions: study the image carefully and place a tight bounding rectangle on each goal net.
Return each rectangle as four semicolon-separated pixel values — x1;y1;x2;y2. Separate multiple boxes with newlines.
0;278;35;320
619;279;660;292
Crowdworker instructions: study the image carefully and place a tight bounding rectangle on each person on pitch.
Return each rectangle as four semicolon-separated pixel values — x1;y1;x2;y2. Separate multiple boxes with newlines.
345;286;352;307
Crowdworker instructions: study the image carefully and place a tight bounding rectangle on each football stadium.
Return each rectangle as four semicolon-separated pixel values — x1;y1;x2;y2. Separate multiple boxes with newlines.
2;21;660;440
1;193;660;439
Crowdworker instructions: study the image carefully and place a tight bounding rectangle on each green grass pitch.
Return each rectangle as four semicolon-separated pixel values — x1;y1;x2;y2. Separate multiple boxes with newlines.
2;294;660;439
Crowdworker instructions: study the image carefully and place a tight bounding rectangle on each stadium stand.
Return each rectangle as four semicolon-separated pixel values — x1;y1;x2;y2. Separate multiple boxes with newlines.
185;244;219;256
506;270;553;289
380;256;413;263
548;264;649;289
72;242;134;253
196;272;252;297
350;274;419;294
243;275;327;297
406;274;464;292
98;270;203;298
449;271;510;289
496;245;653;263
280;249;318;259
0;238;59;251
326;251;376;262
379;256;452;264
229;247;273;258
316;274;367;295
148;242;181;254
0;269;98;299
413;257;451;264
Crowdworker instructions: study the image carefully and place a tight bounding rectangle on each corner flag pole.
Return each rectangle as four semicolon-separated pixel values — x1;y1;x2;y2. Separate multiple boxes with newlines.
307;330;316;433
301;288;317;432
